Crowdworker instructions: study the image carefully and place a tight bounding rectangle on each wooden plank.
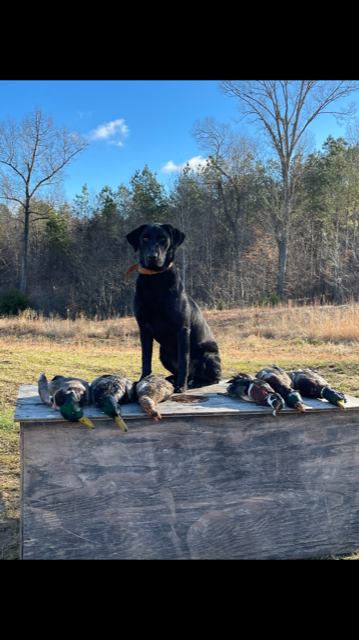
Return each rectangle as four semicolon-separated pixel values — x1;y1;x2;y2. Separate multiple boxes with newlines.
20;410;359;559
14;383;359;423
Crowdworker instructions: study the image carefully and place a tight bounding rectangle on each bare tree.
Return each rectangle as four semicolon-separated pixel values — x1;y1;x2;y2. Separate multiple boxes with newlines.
192;118;259;300
0;106;89;293
219;81;359;298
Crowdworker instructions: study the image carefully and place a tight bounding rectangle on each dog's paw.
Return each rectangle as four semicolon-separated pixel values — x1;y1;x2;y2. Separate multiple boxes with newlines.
174;384;187;394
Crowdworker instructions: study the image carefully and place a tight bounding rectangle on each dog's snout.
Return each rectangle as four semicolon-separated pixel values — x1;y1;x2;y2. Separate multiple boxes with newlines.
147;251;158;259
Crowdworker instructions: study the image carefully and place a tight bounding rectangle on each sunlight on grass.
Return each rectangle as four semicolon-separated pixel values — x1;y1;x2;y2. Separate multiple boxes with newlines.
0;408;16;432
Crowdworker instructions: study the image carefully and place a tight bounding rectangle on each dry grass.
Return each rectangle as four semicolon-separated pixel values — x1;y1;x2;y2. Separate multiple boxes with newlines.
3;302;359;345
2;302;359;559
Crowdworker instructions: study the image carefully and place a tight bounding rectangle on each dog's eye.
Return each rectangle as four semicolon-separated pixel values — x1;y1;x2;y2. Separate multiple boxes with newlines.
159;238;166;243
143;237;149;242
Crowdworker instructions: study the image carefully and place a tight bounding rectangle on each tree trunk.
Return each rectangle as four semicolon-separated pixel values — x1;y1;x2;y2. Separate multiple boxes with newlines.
20;204;30;294
276;169;292;300
182;244;186;291
277;237;288;300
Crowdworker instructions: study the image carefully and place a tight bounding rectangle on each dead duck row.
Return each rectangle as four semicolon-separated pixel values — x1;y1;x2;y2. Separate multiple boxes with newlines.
38;366;347;429
38;373;174;431
225;366;346;415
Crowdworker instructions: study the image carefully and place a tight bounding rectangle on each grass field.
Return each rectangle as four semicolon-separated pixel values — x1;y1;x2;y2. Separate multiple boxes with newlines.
2;304;359;559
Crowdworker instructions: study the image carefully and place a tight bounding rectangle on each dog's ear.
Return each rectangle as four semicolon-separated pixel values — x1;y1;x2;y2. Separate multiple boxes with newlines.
126;225;148;252
161;224;186;250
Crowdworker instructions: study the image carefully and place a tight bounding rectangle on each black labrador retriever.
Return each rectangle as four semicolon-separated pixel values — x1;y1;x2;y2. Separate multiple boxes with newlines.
126;223;222;393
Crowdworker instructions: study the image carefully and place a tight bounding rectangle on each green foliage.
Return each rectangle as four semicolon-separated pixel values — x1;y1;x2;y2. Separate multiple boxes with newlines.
0;289;30;316
73;183;91;217
307;338;324;345
45;208;68;251
130;165;168;222
0;407;16;432
216;300;224;310
96;186;119;228
257;294;280;307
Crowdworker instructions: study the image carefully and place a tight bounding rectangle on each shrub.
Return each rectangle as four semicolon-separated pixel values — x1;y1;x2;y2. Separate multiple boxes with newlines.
216;300;224;310
0;289;30;316
258;294;281;307
307;337;323;345
269;294;281;306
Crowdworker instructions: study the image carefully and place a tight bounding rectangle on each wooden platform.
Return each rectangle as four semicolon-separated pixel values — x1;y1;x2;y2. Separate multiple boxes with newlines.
16;382;359;559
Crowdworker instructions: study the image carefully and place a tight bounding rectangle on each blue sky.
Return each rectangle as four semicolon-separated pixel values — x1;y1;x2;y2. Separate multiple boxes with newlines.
1;80;358;203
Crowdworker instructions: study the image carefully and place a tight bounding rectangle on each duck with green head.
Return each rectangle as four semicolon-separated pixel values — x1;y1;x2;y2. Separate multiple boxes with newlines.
38;373;95;428
289;369;346;410
91;375;135;432
256;365;306;413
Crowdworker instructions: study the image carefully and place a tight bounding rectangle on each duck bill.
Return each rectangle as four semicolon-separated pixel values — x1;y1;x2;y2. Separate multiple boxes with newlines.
294;403;306;414
115;415;129;432
78;416;95;429
272;404;284;417
336;400;346;411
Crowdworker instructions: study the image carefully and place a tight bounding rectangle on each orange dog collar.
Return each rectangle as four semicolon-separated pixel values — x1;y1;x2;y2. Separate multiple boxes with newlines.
125;262;173;285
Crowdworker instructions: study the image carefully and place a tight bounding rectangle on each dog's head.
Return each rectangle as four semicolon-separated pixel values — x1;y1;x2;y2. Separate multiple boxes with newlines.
126;223;185;271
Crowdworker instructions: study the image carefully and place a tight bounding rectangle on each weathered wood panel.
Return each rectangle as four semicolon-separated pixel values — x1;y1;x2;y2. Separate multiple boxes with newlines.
14;384;359;423
21;410;359;559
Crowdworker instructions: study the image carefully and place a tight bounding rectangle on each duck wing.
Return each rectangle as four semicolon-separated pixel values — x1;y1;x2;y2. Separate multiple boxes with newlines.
226;374;276;405
289;369;327;397
302;368;329;387
91;375;134;406
227;372;254;384
47;375;66;396
38;373;53;407
226;374;256;400
136;375;174;404
47;376;90;407
256;366;292;398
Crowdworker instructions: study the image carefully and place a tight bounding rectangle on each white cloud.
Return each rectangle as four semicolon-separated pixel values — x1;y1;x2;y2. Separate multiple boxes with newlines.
88;118;129;144
77;110;92;119
162;155;209;173
162;160;177;172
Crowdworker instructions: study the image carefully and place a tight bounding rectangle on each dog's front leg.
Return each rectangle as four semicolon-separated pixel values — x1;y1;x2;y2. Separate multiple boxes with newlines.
140;326;153;378
174;327;190;393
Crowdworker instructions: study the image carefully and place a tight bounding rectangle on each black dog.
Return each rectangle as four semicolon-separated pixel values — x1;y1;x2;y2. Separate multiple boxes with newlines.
126;223;222;393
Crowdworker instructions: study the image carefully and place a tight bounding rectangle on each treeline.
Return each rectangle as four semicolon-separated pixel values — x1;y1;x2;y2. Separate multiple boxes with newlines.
1;134;359;317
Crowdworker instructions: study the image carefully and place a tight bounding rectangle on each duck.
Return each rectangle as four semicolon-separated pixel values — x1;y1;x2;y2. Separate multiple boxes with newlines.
256;365;306;413
91;375;135;432
225;372;285;416
38;373;95;428
134;375;174;420
289;369;346;410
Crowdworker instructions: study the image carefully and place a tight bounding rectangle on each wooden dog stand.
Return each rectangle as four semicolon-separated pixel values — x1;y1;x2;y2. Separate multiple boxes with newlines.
15;382;359;559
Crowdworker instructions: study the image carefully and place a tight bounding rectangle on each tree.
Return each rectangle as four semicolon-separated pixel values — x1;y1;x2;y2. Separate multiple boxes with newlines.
191;119;260;301
0;106;89;293
130;165;168;222
219;81;359;298
73;184;91;217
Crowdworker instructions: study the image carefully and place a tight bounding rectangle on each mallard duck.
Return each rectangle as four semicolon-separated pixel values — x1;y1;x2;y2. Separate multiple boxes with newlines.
91;375;135;432
226;372;285;416
289;369;346;410
38;373;95;428
134;375;174;420
256;365;306;413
